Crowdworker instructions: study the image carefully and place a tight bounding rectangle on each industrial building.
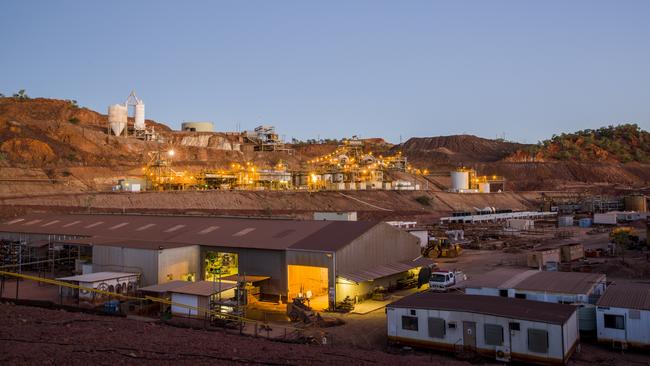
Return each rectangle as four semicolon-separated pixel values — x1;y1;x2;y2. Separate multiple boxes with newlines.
462;268;606;332
387;292;579;365
596;281;650;349
181;121;214;132
0;213;424;310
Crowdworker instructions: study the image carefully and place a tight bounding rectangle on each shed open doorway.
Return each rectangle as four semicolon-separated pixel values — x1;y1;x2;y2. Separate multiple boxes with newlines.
287;265;329;310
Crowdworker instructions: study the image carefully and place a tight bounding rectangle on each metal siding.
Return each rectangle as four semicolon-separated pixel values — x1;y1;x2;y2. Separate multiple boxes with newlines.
92;246;159;286
157;245;201;284
200;247;286;296
387;306;569;362
335;223;420;275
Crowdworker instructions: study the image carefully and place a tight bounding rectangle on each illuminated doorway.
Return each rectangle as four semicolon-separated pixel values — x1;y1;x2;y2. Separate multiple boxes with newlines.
204;251;238;281
287;265;329;310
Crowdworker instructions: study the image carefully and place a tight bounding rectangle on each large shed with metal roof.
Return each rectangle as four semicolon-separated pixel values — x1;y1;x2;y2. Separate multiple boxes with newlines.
0;213;424;309
596;281;650;349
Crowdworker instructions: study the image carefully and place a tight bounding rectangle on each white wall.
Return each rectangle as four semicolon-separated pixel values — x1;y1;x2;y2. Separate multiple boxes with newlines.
171;293;198;316
158;245;201;283
596;307;650;346
387;307;576;363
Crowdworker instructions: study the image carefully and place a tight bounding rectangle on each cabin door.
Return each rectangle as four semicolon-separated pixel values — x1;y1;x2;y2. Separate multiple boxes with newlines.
462;321;477;349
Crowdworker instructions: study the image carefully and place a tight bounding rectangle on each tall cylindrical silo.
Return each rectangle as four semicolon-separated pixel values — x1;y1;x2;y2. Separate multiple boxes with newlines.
108;104;127;136
450;170;470;191
134;102;145;130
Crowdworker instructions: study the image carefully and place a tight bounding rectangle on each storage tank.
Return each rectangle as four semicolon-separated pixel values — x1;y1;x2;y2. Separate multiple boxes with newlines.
108;104;127;136
181;121;214;132
450;170;470;191
478;182;490;193
134;102;145;130
624;195;647;212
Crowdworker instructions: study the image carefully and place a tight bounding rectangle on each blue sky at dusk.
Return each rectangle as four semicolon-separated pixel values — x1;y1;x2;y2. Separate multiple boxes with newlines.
1;1;649;143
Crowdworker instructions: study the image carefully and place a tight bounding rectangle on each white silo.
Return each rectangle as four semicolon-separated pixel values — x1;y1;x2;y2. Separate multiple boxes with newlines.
108;104;128;136
478;182;491;193
450;170;470;192
134;102;145;130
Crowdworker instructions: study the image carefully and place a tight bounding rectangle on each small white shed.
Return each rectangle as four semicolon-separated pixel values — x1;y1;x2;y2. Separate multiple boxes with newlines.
169;280;237;318
596;281;650;349
387;292;579;365
57;271;140;303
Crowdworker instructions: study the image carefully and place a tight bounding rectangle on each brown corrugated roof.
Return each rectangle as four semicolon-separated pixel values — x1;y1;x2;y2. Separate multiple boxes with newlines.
388;292;577;324
515;271;605;295
597;281;650;310
139;280;191;294
170;280;238;297
339;257;434;283
462;268;537;289
462;268;606;295
0;214;382;252
289;221;378;252
220;274;270;283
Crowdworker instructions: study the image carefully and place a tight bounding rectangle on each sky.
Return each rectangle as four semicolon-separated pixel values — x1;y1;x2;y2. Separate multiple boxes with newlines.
1;1;649;144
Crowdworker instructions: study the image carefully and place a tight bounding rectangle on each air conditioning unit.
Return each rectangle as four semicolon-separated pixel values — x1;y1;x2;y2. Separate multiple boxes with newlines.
495;346;511;362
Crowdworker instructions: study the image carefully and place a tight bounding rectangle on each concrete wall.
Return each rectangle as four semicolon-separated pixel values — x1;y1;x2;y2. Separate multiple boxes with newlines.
387;307;578;364
157;245;201;284
596;306;650;347
92;246;159;286
335;223;420;275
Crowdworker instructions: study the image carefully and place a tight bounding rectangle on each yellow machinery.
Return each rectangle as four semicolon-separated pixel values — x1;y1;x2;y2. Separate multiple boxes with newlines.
423;238;463;258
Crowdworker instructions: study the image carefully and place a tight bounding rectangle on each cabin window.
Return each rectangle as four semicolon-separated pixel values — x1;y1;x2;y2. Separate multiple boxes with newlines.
427;317;446;338
448;322;457;329
527;329;549;353
410;309;416;316
499;289;508;297
484;324;504;346
604;314;625;329
509;322;520;331
401;316;418;331
515;293;527;299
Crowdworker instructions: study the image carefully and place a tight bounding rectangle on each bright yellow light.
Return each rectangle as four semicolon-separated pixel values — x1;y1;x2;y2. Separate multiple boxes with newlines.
168;149;175;157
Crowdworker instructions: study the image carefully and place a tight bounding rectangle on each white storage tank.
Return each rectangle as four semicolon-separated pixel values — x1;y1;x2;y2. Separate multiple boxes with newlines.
108;104;128;136
134;102;145;130
478;182;490;193
451;170;470;191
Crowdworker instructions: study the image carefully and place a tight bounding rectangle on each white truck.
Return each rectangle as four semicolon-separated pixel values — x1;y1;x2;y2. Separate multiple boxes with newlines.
429;270;466;292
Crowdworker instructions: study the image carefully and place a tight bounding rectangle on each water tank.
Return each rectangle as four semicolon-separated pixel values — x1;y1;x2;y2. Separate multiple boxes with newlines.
181;121;214;132
578;305;596;332
451;170;470;191
478;182;490;193
108;104;127;136
624;195;647;212
134;102;145;130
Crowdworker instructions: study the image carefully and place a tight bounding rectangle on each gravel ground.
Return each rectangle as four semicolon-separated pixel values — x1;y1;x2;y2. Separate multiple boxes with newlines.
0;303;471;366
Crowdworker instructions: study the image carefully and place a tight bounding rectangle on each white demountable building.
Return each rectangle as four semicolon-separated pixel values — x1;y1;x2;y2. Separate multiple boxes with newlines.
462;268;607;332
387;292;579;365
596;281;650;349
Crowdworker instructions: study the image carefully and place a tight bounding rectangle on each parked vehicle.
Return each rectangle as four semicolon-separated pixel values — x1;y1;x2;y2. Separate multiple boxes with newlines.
429;270;466;292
